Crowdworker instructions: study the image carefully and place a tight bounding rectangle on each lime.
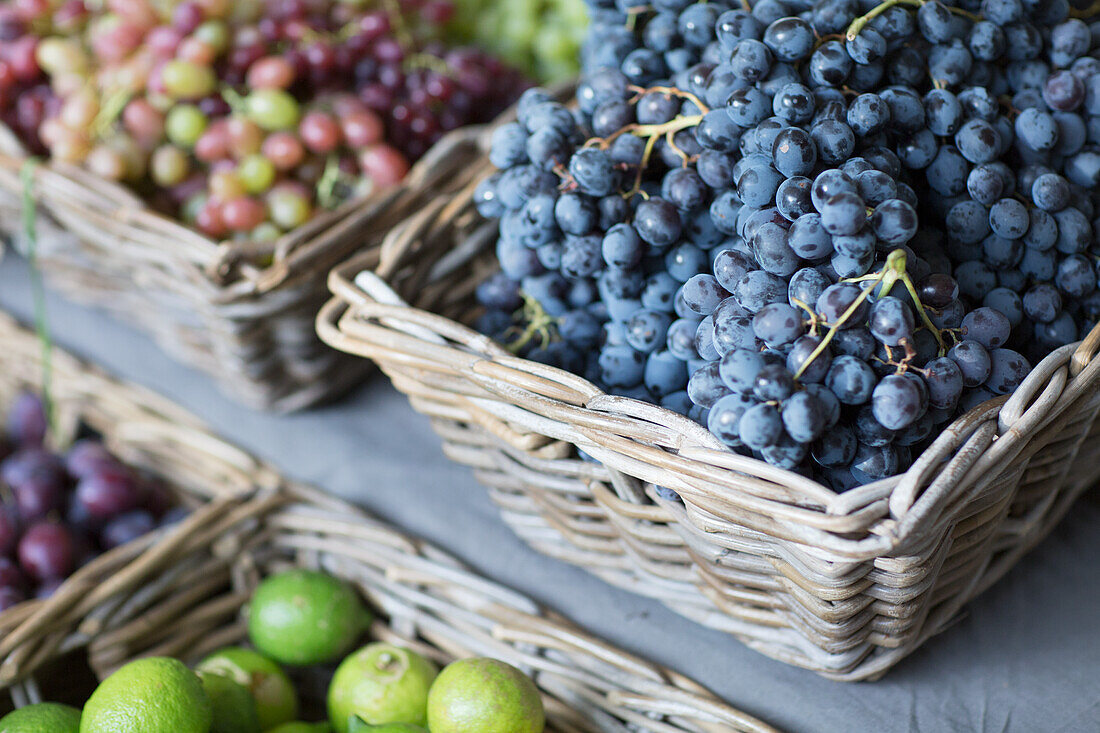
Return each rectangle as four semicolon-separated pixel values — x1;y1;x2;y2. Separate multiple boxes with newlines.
266;723;333;733
198;670;261;733
196;647;298;730
0;702;80;732
79;656;212;733
248;570;370;667
426;658;544;733
348;719;427;733
327;643;437;732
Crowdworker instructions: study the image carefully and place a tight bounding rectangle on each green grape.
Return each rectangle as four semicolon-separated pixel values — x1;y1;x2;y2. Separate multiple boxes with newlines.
251;222;283;243
267;189;312;229
245;89;301;131
237;154;277;194
165;104;208;147
161;60;218;100
194;20;230;53
181;193;208;224
150;145;190;186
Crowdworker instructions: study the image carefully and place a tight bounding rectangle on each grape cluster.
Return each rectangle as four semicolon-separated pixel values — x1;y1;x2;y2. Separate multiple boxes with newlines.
0;0;527;240
447;0;590;83
0;393;186;608
474;0;1100;490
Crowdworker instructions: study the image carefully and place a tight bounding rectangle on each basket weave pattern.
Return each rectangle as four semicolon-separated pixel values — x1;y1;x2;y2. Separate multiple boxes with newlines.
0;126;484;410
318;143;1100;680
0;313;775;733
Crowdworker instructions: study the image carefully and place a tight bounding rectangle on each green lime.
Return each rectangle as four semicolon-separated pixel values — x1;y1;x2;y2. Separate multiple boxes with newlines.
248;570;370;667
0;702;80;732
426;658;544;733
196;647;298;730
327;643;437;732
348;718;427;733
79;656;212;733
198;670;261;733
266;723;333;733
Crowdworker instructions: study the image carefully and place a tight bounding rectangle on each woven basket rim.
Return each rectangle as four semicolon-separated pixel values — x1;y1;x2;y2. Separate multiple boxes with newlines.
0;311;780;733
317;177;1100;563
0;122;484;298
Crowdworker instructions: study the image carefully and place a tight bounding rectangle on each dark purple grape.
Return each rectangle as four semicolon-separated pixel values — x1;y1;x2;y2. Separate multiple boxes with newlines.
0;506;20;555
64;440;116;479
6;392;46;445
0;586;25;611
101;510;156;550
0;557;26;590
12;475;62;523
18;522;75;581
75;469;142;520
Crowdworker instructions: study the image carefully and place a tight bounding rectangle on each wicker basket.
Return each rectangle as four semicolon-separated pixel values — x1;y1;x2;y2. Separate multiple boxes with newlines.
0;314;774;733
0;123;486;411
317;137;1100;681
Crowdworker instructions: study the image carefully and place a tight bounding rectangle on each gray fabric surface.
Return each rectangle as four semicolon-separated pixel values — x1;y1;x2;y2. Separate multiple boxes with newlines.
1;255;1097;733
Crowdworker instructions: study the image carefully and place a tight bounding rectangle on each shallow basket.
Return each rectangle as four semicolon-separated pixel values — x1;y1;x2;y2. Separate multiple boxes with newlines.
317;135;1100;681
0;314;773;732
0;124;485;411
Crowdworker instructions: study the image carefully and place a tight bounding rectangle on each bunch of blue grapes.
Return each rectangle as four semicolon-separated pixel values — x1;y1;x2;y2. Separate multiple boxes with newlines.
472;0;1100;490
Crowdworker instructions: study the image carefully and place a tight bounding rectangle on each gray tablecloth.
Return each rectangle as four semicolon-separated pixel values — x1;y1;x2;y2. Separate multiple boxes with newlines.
1;256;1096;733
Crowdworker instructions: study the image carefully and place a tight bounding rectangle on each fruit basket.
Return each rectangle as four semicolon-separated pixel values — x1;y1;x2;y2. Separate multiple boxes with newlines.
0;313;774;732
316;139;1100;681
0;124;486;411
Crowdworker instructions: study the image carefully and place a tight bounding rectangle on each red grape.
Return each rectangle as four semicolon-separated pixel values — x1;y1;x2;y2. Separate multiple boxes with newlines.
221;196;265;230
75;468;142;520
146;26;184;58
6;36;39;82
122;98;165;144
195;198;228;237
359;144;409;187
261;132;304;170
172;1;205;34
299;111;341;153
194;122;230;162
246;55;295;89
18;522;76;581
341;110;383;148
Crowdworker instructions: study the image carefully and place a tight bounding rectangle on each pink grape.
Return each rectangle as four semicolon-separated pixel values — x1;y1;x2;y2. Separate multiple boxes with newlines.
359;144;409;187
299;111;341;153
221;196;266;231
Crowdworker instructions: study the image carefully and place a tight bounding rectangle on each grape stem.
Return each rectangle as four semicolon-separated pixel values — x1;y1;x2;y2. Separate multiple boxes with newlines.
317;154;350;210
1069;1;1100;19
505;293;558;352
790;297;822;336
847;0;981;42
793;249;948;381
20;159;54;439
91;87;133;139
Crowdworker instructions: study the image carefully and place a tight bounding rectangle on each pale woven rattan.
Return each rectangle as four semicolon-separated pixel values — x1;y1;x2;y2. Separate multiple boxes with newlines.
317;129;1100;681
0;313;774;732
0;125;485;411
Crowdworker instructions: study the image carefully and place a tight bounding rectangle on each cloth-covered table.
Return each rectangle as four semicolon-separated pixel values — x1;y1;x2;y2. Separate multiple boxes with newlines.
1;256;1096;733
